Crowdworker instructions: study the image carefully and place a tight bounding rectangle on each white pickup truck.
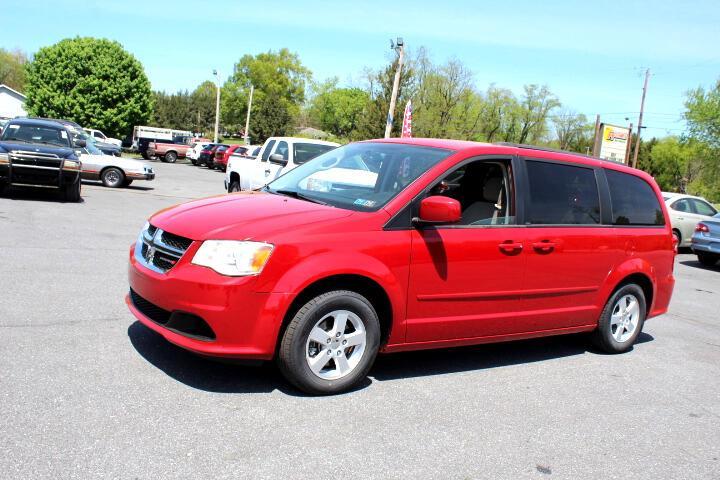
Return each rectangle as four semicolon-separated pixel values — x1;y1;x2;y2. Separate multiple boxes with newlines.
224;136;339;192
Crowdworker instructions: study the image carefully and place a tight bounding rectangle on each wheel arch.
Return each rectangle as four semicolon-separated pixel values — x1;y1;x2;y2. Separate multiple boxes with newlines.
608;272;654;316
275;273;395;357
100;165;125;180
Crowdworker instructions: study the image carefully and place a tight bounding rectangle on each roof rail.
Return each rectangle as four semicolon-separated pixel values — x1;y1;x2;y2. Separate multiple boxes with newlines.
493;142;625;164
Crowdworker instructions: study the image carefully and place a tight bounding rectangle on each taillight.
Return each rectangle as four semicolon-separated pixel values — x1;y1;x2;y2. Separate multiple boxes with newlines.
696;223;710;233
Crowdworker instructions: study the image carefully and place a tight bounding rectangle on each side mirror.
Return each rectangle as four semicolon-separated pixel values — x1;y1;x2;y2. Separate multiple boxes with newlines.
414;195;461;225
74;138;87;148
269;153;288;165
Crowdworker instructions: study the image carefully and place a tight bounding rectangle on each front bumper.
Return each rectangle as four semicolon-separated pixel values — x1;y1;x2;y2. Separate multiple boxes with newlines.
127;171;155;181
127;245;290;359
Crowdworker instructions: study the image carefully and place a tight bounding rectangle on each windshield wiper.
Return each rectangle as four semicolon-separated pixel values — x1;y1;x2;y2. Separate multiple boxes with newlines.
271;189;330;206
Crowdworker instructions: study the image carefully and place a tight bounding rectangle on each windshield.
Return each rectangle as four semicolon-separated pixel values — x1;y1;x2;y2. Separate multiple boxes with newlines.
266;142;453;211
1;123;71;147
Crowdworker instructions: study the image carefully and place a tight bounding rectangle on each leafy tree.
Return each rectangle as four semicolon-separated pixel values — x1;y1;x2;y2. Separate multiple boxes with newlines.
479;85;519;143
308;78;369;138
685;79;720;149
151;90;193;131
24;37;152;138
191;81;218;136
552;110;593;152
251;94;293;143
0;48;28;92
517;84;561;144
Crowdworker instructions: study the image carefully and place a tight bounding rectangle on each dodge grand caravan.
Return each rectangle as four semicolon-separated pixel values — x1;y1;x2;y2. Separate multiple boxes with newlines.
127;139;675;394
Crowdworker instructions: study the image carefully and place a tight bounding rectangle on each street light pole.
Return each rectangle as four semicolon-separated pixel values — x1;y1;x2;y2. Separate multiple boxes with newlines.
632;68;650;169
213;69;221;143
243;85;254;145
384;37;405;139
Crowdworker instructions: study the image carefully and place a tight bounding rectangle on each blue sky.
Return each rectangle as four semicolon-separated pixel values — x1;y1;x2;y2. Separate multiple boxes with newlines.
2;0;719;136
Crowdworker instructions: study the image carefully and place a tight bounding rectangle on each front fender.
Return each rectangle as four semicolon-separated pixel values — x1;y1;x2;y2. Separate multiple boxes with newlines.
259;250;409;345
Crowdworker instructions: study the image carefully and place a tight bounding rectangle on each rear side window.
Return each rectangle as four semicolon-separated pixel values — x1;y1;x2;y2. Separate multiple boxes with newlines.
690;199;717;216
525;160;600;225
605;169;665;225
294;143;337;165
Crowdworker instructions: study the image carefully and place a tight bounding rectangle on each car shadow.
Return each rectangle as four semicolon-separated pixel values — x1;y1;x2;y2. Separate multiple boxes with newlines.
81;180;154;192
1;186;85;203
128;321;653;395
679;259;720;272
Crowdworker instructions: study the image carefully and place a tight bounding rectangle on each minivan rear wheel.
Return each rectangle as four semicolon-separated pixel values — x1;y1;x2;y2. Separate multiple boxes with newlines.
278;290;381;395
592;284;646;354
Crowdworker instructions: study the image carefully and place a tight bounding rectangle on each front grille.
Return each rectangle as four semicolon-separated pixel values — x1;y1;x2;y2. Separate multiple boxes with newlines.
10;151;63;169
136;224;193;273
161;231;193;251
130;288;170;324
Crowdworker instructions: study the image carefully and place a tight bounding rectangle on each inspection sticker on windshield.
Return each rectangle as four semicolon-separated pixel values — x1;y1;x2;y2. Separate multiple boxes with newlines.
354;199;376;208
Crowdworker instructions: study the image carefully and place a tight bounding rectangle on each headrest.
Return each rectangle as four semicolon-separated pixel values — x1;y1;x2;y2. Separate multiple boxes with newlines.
483;176;503;203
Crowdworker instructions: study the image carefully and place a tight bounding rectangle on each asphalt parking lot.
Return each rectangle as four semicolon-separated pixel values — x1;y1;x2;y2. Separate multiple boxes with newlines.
1;158;719;479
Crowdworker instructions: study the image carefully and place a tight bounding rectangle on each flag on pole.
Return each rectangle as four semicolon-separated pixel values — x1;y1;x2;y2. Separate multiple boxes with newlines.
401;100;412;138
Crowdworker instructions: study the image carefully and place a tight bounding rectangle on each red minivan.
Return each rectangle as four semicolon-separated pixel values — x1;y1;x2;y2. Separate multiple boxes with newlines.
127;139;675;394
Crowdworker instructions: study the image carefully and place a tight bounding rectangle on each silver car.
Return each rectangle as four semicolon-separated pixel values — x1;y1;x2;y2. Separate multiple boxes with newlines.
662;192;718;247
691;213;720;266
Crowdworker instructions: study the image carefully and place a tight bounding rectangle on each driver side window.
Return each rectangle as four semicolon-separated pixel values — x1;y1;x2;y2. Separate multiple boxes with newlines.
428;159;514;226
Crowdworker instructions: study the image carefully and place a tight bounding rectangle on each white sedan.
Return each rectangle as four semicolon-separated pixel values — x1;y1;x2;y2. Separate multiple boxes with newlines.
663;192;719;247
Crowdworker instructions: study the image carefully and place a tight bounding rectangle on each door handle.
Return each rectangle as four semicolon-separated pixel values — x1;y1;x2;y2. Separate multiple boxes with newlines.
265;169;271;175
532;241;556;253
498;241;523;254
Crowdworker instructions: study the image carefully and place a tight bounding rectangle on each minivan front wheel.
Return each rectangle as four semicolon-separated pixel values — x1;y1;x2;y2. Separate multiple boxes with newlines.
278;290;381;395
592;284;646;353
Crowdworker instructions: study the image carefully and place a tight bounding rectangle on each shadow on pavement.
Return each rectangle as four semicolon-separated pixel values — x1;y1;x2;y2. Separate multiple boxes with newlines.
129;320;655;395
371;331;654;381
0;186;85;203
679;259;720;272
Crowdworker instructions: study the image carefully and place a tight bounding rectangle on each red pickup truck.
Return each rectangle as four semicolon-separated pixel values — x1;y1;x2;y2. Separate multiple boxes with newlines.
147;141;192;163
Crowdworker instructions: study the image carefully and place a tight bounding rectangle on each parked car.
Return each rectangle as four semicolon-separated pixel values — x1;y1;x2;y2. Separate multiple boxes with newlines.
76;135;155;187
225;137;339;192
83;128;122;148
691;213;720;266
201;144;225;168
196;143;220;167
0;118;84;201
208;145;228;169
132;126;192;160
662;192;718;248
212;144;247;172
147;140;193;163
26;117;122;157
127;139;675;394
187;141;211;165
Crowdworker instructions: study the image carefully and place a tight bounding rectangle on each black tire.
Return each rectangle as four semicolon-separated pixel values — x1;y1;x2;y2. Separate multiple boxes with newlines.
228;180;241;193
191;158;197;165
141;152;150;160
278;290;381;395
591;284;646;354
165;151;177;163
101;167;125;188
0;182;7;196
63;177;82;202
697;252;719;266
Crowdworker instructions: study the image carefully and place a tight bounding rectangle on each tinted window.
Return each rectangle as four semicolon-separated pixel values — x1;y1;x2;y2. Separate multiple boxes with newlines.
605;169;664;225
271;141;289;164
261;140;276;161
525;161;600;225
294;143;337;165
691;199;717;216
671;199;691;213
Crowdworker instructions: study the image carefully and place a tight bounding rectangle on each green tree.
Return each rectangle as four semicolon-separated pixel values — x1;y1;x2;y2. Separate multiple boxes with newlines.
191;81;218;136
685;79;720;149
0;48;28;92
251;94;292;142
517;84;561;144
552;110;594;152
24;37;152;138
308;78;370;138
151;90;193;131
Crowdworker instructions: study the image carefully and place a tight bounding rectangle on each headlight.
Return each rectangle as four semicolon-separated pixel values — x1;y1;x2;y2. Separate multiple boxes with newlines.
0;152;8;164
191;240;273;276
63;159;81;170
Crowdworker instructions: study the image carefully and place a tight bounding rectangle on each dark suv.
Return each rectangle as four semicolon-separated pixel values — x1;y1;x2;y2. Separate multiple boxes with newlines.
0;118;85;202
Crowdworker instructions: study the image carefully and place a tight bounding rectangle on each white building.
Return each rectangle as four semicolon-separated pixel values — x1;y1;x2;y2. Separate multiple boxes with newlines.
0;84;27;119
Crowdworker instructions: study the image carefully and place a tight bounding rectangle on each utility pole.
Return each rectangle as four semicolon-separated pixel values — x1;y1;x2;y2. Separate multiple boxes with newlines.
243;85;254;145
213;69;221;143
591;114;601;156
384;37;405;138
624;123;633;164
632;68;650;169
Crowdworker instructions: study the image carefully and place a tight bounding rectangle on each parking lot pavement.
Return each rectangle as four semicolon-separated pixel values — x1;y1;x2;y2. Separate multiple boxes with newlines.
1;159;719;479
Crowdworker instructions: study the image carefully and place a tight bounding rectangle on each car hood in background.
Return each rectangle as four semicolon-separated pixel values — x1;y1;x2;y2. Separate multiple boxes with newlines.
149;191;353;241
0;141;76;158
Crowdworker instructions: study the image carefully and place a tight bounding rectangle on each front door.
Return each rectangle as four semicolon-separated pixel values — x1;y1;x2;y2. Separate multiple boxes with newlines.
406;157;529;343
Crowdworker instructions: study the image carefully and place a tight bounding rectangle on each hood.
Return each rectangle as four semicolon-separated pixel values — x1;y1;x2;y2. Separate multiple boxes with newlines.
0;140;76;158
149;191;353;241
